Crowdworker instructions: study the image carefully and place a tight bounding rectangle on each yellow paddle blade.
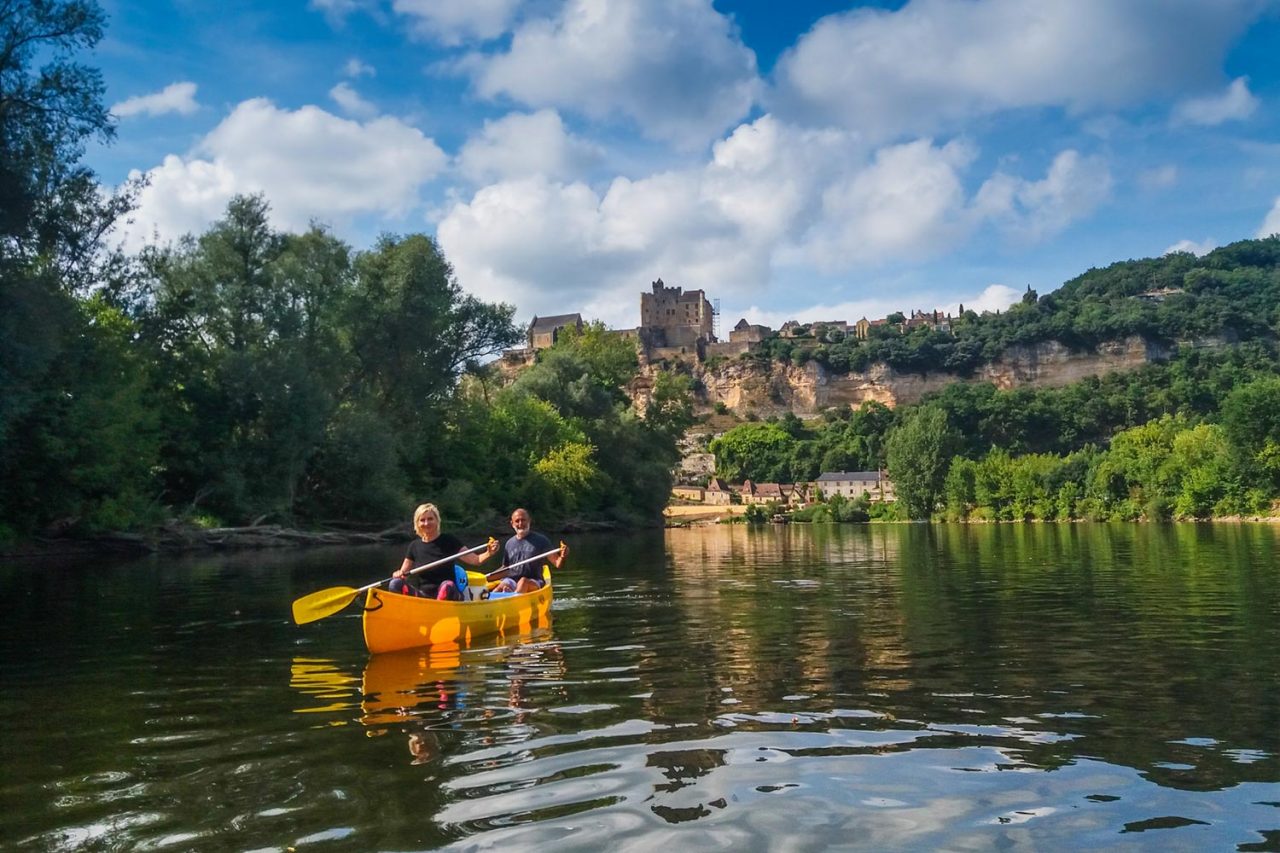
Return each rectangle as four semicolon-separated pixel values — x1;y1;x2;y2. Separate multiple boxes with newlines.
292;586;360;625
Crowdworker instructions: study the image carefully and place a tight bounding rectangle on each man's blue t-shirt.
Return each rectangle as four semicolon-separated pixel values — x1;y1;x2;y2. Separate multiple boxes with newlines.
502;531;553;583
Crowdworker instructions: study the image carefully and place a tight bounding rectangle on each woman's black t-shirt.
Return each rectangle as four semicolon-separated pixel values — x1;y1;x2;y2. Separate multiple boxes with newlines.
404;533;465;593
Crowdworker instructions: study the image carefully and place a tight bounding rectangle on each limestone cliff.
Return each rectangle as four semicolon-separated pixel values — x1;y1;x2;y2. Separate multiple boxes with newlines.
680;335;1210;415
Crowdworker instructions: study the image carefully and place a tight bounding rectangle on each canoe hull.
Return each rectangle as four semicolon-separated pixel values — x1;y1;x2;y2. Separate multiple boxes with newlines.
361;567;553;654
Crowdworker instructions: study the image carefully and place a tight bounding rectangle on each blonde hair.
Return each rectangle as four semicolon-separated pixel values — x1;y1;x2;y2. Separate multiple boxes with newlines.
412;503;441;541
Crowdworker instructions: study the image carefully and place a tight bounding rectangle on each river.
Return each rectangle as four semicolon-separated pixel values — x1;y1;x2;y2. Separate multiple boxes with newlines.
1;523;1277;850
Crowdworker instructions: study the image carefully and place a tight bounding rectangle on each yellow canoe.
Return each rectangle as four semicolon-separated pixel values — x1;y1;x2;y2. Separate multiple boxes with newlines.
361;567;553;654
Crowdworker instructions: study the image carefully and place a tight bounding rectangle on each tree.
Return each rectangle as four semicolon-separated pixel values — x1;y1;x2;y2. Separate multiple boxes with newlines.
885;406;958;519
710;422;796;483
1221;376;1280;489
0;0;146;536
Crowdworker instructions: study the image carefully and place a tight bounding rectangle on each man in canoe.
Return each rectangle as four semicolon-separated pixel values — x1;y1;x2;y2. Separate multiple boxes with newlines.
493;507;567;594
390;503;498;600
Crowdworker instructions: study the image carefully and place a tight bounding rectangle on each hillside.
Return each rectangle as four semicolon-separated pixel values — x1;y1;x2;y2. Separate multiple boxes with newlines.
671;236;1280;418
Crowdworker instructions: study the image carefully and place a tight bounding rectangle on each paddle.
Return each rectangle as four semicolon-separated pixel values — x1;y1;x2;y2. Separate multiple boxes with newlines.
292;539;495;625
483;543;565;583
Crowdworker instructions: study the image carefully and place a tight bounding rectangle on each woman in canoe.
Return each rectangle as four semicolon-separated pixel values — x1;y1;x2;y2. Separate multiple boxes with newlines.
389;503;498;600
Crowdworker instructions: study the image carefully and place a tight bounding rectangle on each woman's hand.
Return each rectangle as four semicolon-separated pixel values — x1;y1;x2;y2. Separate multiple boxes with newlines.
485;537;499;559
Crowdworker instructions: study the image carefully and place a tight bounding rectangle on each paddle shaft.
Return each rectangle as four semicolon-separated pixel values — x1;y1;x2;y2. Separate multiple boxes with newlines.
376;540;494;593
484;544;562;582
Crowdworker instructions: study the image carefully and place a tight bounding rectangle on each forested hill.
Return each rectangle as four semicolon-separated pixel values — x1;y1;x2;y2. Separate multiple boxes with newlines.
744;237;1280;377
702;237;1280;523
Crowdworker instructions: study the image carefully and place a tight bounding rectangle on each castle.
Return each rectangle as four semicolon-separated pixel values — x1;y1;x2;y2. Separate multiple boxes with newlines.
506;279;957;366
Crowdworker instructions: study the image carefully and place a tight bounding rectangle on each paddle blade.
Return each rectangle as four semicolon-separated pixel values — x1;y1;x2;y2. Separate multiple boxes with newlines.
292;586;360;625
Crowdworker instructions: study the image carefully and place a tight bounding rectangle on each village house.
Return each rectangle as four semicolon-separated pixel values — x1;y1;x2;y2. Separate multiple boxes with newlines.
671;485;705;502
528;313;583;349
815;471;895;501
854;317;891;340
706;478;732;505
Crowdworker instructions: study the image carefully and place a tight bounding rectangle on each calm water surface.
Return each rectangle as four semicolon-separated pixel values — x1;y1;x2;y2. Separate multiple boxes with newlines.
1;523;1278;851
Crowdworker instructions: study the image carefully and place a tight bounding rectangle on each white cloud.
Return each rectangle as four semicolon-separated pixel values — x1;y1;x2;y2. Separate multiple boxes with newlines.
438;112;1112;328
975;150;1112;242
456;110;602;183
1164;238;1217;256
461;0;759;147
394;0;521;45
1172;77;1259;126
437;172;775;326
310;0;371;25
795;138;976;270
1259;197;1280;238
119;99;446;250
1137;165;1178;191
944;284;1022;316
742;283;1022;330
771;0;1265;139
112;82;199;118
343;58;376;77
329;82;378;118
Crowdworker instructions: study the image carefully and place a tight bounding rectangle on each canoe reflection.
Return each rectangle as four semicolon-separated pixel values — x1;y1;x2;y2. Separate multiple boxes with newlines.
359;625;563;728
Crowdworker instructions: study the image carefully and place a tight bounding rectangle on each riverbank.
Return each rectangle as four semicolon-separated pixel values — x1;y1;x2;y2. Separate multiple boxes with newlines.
0;514;640;561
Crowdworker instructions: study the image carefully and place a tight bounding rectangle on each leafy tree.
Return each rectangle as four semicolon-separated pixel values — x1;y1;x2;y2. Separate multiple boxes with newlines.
0;0;145;535
710;422;796;482
1221;376;1280;489
885;406;958;519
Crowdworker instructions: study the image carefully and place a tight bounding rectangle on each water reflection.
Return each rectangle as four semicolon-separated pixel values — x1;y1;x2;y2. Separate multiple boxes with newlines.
4;525;1280;850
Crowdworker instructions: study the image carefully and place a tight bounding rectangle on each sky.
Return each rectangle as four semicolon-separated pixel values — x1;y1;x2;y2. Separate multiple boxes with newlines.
88;0;1280;333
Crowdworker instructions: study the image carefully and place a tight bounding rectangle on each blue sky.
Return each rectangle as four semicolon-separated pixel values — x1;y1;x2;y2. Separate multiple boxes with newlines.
90;0;1280;332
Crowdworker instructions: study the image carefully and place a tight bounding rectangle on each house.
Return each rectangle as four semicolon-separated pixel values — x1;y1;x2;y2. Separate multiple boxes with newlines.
815;470;894;501
671;485;705;502
729;318;771;343
706;477;732;505
751;483;787;504
854;317;891;340
528;313;583;350
904;309;951;334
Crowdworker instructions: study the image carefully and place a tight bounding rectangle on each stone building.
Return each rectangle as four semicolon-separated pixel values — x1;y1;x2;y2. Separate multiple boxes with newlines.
815;471;895;501
528;313;583;350
640;279;716;348
729;318;771;343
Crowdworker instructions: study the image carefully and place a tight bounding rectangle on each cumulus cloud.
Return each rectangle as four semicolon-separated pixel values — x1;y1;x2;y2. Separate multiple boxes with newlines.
310;0;371;25
329;82;378;118
438;108;1112;327
1259;197;1280;238
437;172;775;326
394;0;521;44
1172;77;1259;125
119;99;446;250
794;138;976;270
460;0;759;147
456;110;602;183
771;0;1265;139
944;284;1022;316
343;58;376;77
975;150;1112;242
112;82;199;118
1137;165;1178;191
741;282;1022;330
1164;238;1217;256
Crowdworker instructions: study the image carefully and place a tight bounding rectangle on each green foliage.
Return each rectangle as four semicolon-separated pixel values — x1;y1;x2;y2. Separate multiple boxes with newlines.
886;406;959;519
709;422;796;482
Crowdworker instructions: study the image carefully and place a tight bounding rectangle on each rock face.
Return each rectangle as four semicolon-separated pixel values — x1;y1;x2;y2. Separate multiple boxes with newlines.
690;336;1191;414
